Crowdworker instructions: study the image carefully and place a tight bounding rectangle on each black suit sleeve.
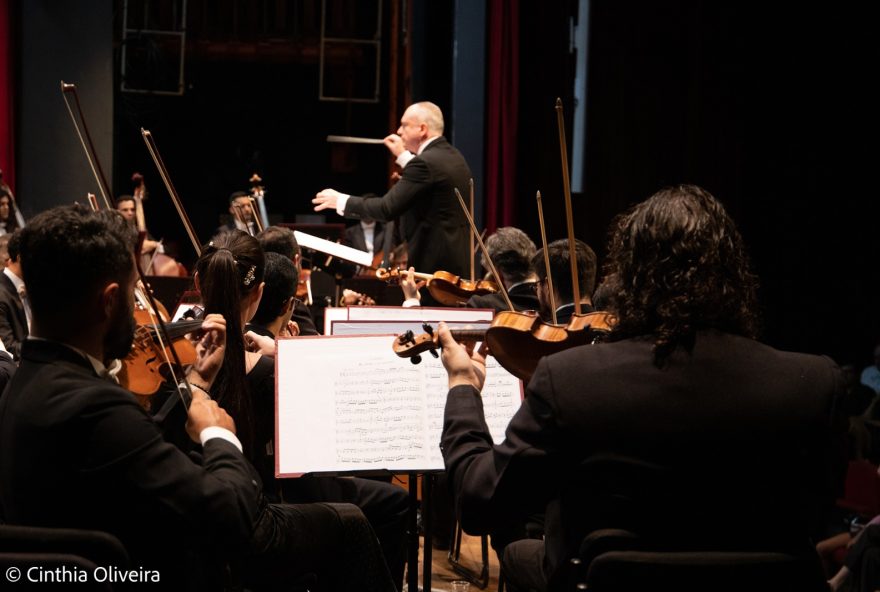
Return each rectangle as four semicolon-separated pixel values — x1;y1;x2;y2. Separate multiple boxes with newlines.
441;358;565;535
0;298;21;359
292;300;318;336
85;388;262;546
0;350;14;392
344;158;432;222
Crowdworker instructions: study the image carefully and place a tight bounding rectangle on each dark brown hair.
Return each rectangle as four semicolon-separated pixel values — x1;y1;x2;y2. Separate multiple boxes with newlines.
194;231;264;451
602;185;760;366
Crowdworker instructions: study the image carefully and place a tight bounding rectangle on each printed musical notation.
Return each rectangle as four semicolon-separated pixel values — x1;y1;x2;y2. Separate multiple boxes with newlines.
275;335;522;475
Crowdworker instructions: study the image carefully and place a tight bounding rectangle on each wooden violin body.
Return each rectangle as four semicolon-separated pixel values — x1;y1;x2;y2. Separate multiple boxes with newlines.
118;315;200;407
393;310;616;381
376;267;499;307
484;310;614;380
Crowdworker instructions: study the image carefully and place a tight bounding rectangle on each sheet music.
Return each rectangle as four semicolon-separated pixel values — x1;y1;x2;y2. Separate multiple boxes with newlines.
276;335;522;475
321;306;494;338
346;306;494;322
330;320;491;337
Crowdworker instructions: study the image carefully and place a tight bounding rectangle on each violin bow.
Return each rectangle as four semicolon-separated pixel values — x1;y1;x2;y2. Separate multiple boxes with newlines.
250;173;270;229
248;197;265;233
472;228;487;257
140;129;203;256
535;190;558;324
454;188;515;311
60;82;113;210
145;239;166;275
469;178;475;282
232;203;254;236
555;98;582;316
132;210;194;410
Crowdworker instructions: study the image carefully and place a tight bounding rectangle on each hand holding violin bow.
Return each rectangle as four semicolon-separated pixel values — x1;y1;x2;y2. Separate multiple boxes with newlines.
185;388;237;444
186;313;227;389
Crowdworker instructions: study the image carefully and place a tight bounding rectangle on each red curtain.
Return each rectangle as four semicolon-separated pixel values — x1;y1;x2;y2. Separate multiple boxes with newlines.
0;0;13;194
484;0;519;233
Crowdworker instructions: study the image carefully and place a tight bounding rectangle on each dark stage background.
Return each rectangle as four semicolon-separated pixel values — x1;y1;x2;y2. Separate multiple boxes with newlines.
15;1;875;366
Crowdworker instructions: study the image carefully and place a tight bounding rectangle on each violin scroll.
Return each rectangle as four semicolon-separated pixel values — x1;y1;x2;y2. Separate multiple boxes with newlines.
393;324;441;365
392;312;616;381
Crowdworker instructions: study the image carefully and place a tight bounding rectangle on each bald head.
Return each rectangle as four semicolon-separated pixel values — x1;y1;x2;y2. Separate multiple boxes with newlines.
407;102;444;135
398;102;445;153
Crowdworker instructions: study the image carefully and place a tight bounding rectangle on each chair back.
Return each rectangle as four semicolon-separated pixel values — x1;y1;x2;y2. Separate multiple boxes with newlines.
837;459;880;517
0;524;129;591
563;528;829;592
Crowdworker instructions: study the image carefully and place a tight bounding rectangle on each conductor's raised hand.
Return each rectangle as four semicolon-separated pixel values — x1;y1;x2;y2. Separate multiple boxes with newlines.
186;389;236;443
383;133;405;157
438;321;486;392
313;189;343;212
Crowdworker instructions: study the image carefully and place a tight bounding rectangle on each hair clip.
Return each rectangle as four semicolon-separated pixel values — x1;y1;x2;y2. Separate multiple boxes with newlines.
243;265;256;287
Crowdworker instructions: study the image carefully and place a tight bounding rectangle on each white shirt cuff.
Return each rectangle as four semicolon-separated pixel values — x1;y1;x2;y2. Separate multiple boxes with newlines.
200;426;243;453
336;194;350;216
396;151;415;168
402;298;422;308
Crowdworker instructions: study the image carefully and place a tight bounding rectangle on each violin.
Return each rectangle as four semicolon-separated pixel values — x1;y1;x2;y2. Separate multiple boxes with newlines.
62;83;198;411
118;318;201;408
393;311;615;381
396;98;617;382
375;267;499;307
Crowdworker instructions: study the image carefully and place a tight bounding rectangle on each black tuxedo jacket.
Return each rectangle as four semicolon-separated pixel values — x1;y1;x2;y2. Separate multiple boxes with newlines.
441;330;843;585
344;137;471;277
0;339;262;581
338;221;392;277
344;221;387;255
466;281;540;314
0;273;27;358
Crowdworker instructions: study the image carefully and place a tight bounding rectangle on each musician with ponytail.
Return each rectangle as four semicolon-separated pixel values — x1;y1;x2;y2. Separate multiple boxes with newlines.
197;230;408;589
0;212;394;591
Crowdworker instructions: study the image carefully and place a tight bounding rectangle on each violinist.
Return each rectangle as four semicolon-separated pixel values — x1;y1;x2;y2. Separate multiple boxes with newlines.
314;102;472;303
465;227;541;314
197;231;407;589
437;185;843;592
0;188;20;235
531;238;597;324
246;252;300;339
0;230;29;359
256;225;319;336
0;234;9;267
0;206;395;591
